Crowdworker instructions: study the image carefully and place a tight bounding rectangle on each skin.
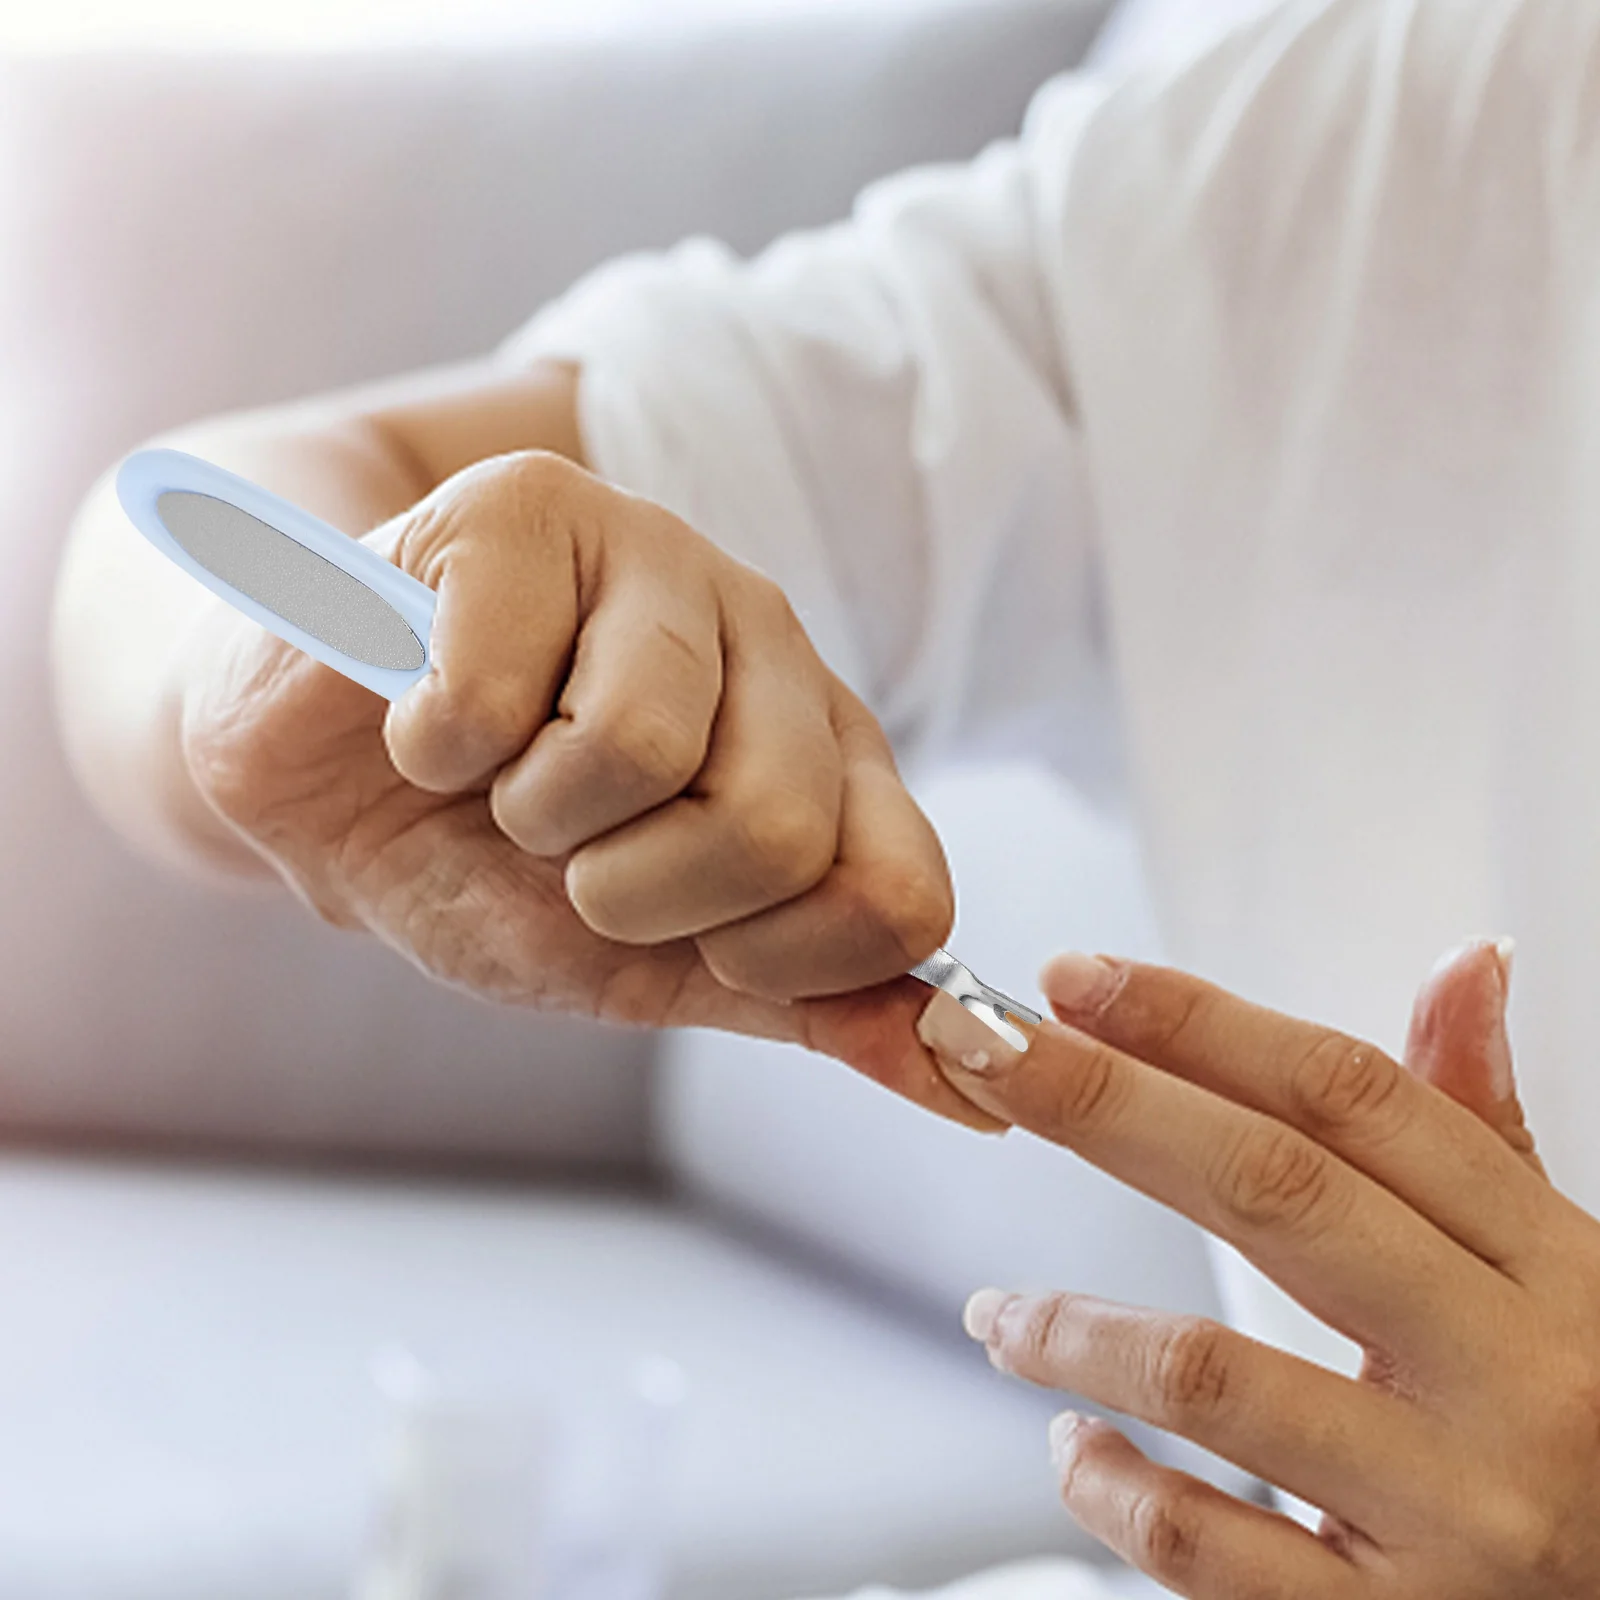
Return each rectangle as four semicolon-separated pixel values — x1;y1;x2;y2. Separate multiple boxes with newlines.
944;940;1600;1597
52;357;994;1131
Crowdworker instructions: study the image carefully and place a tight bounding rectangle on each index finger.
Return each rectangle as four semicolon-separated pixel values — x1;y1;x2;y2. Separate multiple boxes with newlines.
1040;954;1547;1276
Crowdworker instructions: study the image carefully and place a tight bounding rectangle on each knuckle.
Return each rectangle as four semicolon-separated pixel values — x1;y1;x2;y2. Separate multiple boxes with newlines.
1476;1484;1560;1574
647;614;717;679
737;572;828;660
729;789;836;898
1005;1294;1073;1374
1053;1417;1114;1499
1128;1488;1204;1583
1148;1318;1233;1427
1050;1040;1129;1133
1145;983;1213;1055
592;703;705;800
1289;1031;1403;1134
1213;1125;1338;1233
505;446;582;507
407;451;576;574
425;449;584;566
739;571;803;632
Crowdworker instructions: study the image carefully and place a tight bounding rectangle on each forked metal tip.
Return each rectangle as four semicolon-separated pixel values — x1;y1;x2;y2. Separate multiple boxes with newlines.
908;948;1040;1052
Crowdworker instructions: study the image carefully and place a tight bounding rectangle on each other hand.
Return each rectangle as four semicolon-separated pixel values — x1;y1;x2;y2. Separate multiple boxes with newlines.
941;939;1600;1594
175;450;989;1127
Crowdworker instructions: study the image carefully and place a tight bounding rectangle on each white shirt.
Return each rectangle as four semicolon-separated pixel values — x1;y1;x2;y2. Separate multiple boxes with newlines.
507;0;1600;1375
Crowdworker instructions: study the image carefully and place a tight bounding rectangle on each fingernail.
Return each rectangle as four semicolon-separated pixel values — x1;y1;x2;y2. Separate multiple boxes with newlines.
1048;1411;1085;1468
1495;935;1516;992
1039;952;1121;1018
916;989;1025;1078
962;1287;1011;1343
916;989;1025;1127
1430;935;1513;983
1486;935;1517;1100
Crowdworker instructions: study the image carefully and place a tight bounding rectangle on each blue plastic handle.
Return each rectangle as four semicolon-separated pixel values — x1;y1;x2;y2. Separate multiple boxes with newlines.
116;447;438;702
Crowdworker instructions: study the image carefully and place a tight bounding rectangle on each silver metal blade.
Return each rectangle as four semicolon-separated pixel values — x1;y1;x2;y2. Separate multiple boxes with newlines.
908;948;1040;1051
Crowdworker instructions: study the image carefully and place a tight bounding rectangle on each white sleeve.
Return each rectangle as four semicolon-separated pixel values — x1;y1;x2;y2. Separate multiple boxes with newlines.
499;76;1117;788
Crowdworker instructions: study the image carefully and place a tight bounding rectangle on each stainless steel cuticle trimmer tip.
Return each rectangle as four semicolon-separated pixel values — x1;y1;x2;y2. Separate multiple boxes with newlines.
909;949;1040;1052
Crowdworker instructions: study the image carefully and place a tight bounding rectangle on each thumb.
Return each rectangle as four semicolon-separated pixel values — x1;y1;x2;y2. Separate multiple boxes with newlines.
1404;937;1545;1177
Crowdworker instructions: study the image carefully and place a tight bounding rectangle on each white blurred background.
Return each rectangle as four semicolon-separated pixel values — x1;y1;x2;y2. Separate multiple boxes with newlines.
0;2;1268;1597
0;0;1023;49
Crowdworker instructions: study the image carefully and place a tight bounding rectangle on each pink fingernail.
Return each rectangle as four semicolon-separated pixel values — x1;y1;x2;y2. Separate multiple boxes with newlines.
1048;1411;1085;1468
1494;935;1516;992
1040;952;1121;1017
1486;935;1517;1100
916;990;1026;1133
962;1288;1011;1343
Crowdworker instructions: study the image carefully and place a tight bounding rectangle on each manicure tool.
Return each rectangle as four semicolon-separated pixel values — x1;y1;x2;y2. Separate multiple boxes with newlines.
116;447;1040;1049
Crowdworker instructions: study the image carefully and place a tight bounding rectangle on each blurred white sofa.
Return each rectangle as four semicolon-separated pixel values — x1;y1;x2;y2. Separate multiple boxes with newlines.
0;2;1239;1596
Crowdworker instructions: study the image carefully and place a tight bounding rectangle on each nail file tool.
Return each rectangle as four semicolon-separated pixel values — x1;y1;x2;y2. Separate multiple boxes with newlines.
117;447;1040;1047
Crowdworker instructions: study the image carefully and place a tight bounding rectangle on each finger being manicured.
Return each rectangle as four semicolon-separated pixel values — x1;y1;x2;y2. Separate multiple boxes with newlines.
798;978;1010;1135
1039;953;1546;1273
931;1017;1506;1365
1403;939;1547;1180
966;1288;1438;1537
1048;1413;1362;1599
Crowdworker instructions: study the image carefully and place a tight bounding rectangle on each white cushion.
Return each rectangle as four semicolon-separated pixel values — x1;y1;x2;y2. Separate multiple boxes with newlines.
0;1152;1103;1600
